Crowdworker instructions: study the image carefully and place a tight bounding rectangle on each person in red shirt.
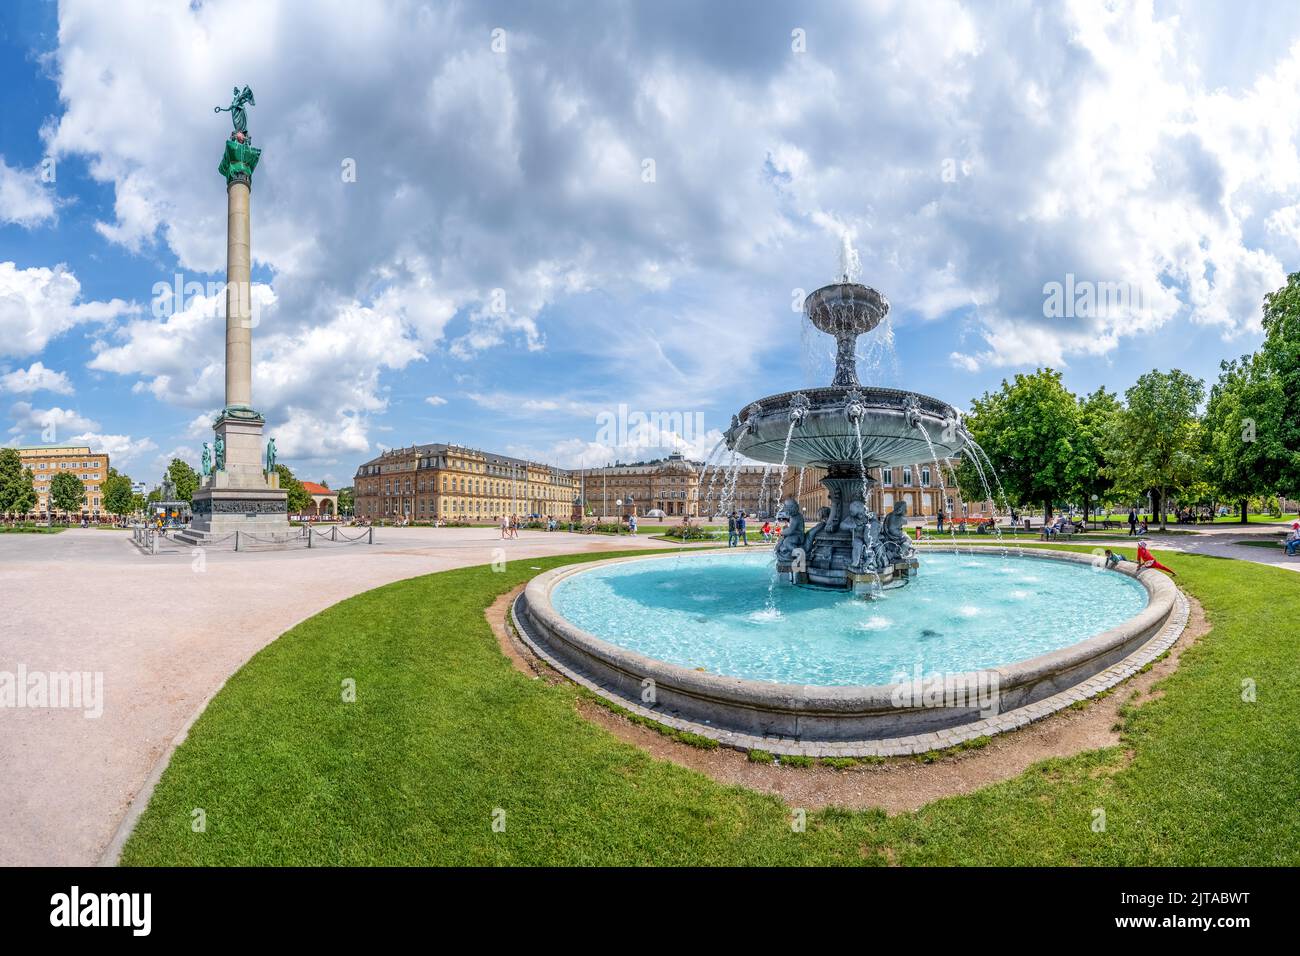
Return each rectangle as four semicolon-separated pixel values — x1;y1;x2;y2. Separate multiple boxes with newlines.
1136;540;1175;576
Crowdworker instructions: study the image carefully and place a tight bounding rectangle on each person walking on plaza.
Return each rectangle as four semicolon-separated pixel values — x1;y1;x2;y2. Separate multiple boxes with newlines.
737;511;748;546
936;509;945;533
1128;507;1138;536
500;514;509;539
727;511;738;547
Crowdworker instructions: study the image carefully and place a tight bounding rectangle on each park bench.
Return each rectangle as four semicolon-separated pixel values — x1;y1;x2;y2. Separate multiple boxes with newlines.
1088;520;1123;531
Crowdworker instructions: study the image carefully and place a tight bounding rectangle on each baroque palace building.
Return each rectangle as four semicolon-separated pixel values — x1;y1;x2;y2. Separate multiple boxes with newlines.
353;444;577;522
566;454;775;518
352;445;788;522
14;444;110;518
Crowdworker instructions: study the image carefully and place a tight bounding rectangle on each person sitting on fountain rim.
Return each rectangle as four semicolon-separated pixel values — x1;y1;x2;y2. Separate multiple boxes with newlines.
1103;548;1122;570
1135;540;1175;576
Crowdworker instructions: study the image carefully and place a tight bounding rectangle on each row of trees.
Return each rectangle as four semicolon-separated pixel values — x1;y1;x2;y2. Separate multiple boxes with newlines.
2;448;352;521
955;273;1300;528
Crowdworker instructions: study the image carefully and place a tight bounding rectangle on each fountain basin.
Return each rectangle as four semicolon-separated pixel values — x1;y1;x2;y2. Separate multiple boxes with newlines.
513;549;1180;750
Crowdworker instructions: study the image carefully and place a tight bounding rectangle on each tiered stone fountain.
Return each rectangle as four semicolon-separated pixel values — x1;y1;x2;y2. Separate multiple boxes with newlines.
724;280;967;593
515;276;1181;752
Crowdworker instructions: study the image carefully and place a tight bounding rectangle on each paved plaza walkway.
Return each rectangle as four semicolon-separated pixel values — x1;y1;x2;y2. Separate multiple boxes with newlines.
0;527;684;866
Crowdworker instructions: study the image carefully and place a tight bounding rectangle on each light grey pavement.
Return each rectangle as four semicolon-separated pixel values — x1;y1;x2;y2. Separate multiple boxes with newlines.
0;526;685;866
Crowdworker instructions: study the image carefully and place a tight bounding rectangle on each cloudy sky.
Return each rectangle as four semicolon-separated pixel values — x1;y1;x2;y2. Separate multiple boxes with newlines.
2;0;1299;486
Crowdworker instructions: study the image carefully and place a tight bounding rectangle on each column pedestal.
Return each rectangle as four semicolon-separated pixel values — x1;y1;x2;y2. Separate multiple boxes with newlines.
188;409;289;536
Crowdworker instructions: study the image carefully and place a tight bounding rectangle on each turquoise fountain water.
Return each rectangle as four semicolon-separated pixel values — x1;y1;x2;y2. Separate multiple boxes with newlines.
551;550;1148;686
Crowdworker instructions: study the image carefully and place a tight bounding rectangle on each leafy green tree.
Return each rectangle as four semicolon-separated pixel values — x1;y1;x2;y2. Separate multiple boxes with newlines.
1073;387;1122;522
0;449;37;519
49;471;86;520
1259;272;1300;496
1203;355;1289;522
0;448;26;515
12;468;36;519
166;458;199;503
337;486;354;516
130;493;146;515
956;369;1082;521
275;463;312;514
102;468;136;518
1111;369;1204;531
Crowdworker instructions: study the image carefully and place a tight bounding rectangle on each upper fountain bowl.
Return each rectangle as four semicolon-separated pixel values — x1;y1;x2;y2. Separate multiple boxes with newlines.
804;282;889;338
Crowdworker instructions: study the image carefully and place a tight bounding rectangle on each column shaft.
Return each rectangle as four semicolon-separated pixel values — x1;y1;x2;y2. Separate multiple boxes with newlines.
225;181;253;408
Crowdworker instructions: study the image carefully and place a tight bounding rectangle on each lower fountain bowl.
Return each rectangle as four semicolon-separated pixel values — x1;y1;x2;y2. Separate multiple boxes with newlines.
728;385;965;469
513;548;1182;753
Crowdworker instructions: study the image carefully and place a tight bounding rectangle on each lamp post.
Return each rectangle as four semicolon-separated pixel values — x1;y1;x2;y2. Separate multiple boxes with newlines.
615;499;622;535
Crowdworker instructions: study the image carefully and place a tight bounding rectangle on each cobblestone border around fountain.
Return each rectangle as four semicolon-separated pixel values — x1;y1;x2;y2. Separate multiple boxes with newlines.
512;548;1187;757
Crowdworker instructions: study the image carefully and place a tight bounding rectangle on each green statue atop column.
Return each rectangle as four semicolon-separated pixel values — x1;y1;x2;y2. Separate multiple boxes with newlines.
215;84;261;187
214;85;255;133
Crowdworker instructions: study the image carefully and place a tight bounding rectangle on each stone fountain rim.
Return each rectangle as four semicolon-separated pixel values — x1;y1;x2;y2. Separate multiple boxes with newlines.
517;547;1179;746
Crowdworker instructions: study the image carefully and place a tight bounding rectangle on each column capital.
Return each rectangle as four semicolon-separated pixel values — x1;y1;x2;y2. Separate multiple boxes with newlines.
218;137;261;188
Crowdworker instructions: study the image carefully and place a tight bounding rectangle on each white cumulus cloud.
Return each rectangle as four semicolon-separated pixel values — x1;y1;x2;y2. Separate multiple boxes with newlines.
0;362;74;395
0;262;135;359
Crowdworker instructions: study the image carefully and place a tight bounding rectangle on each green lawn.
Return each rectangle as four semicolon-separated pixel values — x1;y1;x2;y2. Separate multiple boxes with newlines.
122;543;1300;866
0;524;65;534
